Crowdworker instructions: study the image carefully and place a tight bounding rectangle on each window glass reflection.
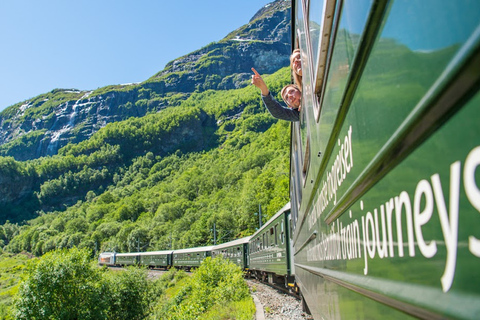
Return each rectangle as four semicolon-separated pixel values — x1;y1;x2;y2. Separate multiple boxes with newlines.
295;0;311;184
308;0;325;67
313;0;372;154
295;0;307;50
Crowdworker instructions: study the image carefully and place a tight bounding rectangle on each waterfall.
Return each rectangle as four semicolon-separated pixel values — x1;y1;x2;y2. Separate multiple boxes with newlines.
45;91;93;155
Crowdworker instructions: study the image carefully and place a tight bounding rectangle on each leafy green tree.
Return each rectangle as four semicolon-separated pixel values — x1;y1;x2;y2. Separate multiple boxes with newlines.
13;248;109;320
127;227;150;252
104;267;151;320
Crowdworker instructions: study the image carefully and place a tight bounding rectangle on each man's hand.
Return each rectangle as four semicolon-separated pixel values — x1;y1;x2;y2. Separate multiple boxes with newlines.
251;68;269;96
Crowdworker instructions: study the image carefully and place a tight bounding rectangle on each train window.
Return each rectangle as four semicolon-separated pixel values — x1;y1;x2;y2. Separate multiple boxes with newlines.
274;225;278;245
296;1;313;178
295;0;307;50
307;0;325;73
291;123;304;203
281;221;285;244
308;0;337;108
302;136;311;179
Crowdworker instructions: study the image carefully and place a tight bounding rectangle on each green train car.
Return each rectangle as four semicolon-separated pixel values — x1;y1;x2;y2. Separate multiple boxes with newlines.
289;0;480;318
211;236;250;270
248;203;295;287
114;252;139;266
172;246;213;270
138;250;173;269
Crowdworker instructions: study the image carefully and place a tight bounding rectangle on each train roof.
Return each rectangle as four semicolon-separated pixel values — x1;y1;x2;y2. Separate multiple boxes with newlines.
250;202;291;239
213;236;251;250
98;252;115;256
137;250;173;256
115;252;139;257
172;245;214;254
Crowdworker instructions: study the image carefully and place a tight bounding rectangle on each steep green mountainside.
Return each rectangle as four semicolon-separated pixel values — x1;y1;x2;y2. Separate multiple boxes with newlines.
0;0;293;256
0;0;291;161
0;67;292;255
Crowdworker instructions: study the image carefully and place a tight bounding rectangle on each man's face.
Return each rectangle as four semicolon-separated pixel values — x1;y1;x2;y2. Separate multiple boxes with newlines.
283;87;301;109
292;52;302;76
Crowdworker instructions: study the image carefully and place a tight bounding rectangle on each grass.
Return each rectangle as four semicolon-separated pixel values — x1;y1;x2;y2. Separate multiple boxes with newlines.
0;252;34;319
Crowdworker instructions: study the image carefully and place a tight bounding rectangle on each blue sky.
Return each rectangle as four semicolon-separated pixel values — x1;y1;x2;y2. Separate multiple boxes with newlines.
0;0;273;111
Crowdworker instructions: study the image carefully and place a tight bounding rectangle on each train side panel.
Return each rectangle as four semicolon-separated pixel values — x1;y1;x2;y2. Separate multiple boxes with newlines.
249;203;294;286
115;253;139;266
291;0;480;318
212;237;250;270
172;246;213;269
138;250;173;269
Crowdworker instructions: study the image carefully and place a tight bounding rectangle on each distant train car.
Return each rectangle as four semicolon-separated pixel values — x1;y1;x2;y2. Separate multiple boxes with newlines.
98;252;116;266
138;250;173;269
290;0;480;318
248;203;295;288
172;246;214;270
115;252;139;266
212;236;251;270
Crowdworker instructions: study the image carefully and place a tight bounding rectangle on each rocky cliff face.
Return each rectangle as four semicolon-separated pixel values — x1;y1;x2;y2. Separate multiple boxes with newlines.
0;0;291;161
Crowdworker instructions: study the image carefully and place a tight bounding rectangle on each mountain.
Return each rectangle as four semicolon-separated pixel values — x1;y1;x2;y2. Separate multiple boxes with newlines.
0;0;291;161
0;0;292;233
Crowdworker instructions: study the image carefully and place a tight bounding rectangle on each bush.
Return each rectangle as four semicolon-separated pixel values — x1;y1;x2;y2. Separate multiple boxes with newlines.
104;267;151;320
152;256;254;320
13;248;108;320
13;248;155;320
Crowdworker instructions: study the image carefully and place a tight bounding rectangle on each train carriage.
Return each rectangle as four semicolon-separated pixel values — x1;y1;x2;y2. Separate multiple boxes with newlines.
248;203;295;287
290;0;480;318
138;250;173;269
98;252;116;266
172;246;214;270
115;252;139;266
212;236;250;270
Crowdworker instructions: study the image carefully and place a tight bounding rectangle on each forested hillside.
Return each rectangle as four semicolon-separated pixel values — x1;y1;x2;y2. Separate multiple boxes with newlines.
0;0;291;161
0;66;292;255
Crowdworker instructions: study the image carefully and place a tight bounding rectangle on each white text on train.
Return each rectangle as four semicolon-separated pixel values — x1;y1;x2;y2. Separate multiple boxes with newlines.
308;125;353;230
306;145;480;293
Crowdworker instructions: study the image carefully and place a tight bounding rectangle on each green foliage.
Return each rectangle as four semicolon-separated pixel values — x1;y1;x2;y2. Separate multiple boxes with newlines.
11;248;157;320
103;267;151;320
151;256;254;320
13;248;109;320
0;253;31;320
1;67;292;255
0;130;47;159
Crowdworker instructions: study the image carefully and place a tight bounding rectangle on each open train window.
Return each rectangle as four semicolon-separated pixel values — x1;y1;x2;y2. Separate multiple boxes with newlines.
294;0;313;185
308;0;337;120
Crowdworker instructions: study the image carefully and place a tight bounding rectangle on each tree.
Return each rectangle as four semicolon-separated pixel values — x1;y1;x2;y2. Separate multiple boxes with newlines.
103;267;151;320
13;248;108;320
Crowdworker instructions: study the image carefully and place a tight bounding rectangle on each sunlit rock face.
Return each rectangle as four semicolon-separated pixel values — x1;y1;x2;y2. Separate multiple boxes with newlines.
0;0;291;160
